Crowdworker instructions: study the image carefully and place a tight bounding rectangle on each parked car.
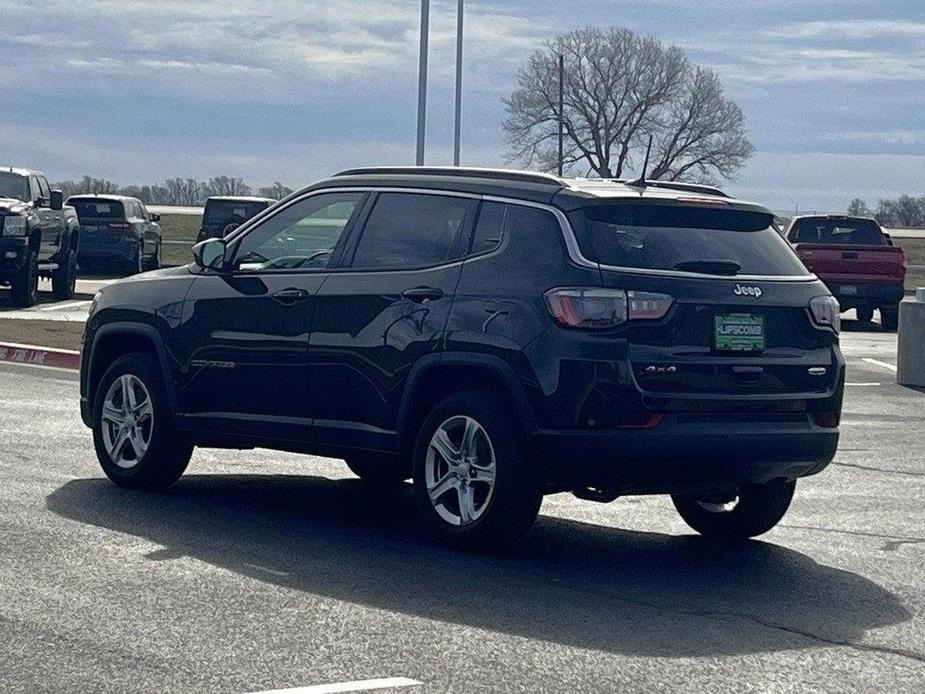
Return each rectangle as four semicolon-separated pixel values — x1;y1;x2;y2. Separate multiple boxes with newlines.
0;166;79;307
68;195;162;274
196;196;275;243
80;168;844;549
786;215;907;330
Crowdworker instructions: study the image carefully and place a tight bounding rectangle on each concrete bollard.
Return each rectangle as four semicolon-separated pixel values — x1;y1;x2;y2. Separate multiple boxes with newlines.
897;288;925;387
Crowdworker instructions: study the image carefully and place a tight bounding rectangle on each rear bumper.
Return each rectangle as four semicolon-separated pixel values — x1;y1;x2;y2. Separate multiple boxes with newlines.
530;416;838;495
78;235;137;264
822;280;905;308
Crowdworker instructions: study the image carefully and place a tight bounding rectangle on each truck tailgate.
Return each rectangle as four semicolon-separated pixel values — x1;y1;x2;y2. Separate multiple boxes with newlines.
793;243;906;283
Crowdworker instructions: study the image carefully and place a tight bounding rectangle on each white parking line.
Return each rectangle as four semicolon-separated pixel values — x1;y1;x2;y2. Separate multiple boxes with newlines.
37;300;91;312
846;382;881;387
863;358;898;373
246;678;422;694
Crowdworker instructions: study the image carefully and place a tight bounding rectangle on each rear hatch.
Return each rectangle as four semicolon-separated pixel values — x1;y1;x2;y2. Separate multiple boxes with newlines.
788;218;906;283
566;201;839;404
70;198;127;243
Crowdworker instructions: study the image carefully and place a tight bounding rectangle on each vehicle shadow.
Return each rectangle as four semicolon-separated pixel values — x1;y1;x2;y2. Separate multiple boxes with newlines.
47;474;909;658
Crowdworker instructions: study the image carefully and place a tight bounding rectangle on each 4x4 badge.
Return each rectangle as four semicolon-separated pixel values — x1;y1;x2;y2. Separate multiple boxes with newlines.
733;283;763;298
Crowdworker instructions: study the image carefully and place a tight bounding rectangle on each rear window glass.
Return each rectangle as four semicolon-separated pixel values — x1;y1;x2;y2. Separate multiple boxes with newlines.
204;200;268;226
790;219;885;245
568;204;810;277
69;199;124;219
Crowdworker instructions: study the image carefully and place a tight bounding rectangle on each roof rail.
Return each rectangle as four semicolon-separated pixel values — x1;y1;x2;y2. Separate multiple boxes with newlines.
333;166;564;187
610;179;730;198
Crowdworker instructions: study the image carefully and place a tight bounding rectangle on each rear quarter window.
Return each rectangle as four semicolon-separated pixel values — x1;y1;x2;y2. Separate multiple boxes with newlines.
568;203;810;277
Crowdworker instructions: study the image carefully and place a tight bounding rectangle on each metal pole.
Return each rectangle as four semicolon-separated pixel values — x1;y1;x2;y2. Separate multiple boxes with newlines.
416;0;430;166
453;0;464;166
557;53;564;177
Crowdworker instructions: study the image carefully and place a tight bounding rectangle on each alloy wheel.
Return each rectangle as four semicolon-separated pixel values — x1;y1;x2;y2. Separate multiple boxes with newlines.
100;374;154;468
425;416;497;526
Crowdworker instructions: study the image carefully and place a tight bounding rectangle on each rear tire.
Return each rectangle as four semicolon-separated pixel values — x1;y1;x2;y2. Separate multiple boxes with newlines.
52;248;77;300
672;479;796;541
92;353;193;491
127;242;144;275
856;306;873;323
412;390;542;551
10;250;39;308
144;241;162;271
345;453;410;484
880;305;899;332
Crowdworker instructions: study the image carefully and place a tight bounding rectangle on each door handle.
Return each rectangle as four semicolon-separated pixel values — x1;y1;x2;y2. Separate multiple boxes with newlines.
272;288;310;304
401;286;444;303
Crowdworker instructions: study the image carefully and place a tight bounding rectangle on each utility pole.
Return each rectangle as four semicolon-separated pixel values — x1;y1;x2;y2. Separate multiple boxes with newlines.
557;54;564;177
453;0;464;166
416;0;430;166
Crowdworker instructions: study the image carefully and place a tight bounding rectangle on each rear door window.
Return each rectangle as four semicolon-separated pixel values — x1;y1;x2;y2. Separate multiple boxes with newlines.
790;219;885;245
350;193;478;269
470;201;506;256
568;204;810;277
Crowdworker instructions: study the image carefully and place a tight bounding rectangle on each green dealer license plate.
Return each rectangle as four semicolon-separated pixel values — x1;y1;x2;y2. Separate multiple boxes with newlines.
714;313;766;351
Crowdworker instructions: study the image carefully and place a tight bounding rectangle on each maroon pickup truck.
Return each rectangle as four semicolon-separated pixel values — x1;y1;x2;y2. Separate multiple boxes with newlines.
785;215;907;330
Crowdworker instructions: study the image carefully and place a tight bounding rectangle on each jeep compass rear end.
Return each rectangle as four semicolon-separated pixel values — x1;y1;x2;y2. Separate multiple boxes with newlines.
80;168;843;550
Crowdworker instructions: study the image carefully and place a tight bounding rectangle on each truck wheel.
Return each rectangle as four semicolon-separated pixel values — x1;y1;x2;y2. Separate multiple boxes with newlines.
345;453;410;484
880;305;899;332
672;479;796;541
856;306;873;322
412;390;542;551
52;248;77;300
92;353;193;491
10;250;39;308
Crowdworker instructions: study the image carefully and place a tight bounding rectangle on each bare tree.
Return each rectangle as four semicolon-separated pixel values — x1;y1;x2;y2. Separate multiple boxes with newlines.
258;181;294;200
847;198;871;217
206;176;252;197
503;26;753;182
163;178;205;206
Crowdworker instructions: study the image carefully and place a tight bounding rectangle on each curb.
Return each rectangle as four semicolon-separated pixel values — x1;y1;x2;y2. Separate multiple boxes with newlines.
0;341;80;370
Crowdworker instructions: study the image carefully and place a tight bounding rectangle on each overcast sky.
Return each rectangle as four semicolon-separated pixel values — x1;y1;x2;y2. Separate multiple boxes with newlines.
1;0;923;212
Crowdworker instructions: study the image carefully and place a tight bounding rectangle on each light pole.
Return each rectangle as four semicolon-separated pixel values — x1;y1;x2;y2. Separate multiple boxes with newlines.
416;0;430;166
453;0;464;166
557;53;564;177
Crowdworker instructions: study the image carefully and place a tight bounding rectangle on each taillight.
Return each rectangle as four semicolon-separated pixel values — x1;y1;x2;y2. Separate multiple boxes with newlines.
809;295;841;334
545;288;673;329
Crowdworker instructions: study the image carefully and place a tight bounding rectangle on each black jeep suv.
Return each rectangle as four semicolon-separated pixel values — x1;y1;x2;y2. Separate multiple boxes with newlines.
80;168;844;549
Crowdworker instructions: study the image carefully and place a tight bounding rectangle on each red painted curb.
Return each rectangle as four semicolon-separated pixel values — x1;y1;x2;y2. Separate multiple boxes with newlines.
0;342;80;370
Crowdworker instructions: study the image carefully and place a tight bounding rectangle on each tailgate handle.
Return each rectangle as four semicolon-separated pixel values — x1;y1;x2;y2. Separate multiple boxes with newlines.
841;252;858;259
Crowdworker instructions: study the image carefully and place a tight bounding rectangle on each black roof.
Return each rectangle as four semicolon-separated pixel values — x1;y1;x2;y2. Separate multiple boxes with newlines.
310;167;771;215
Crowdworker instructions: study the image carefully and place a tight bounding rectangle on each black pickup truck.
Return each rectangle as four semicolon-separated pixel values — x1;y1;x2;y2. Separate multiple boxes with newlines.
0;167;79;307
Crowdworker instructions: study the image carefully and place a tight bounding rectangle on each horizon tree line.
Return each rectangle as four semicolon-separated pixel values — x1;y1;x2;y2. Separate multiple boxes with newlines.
847;196;925;228
52;175;294;206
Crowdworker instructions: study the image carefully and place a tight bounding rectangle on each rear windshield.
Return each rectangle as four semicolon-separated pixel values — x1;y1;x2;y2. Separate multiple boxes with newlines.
0;172;29;202
790;218;885;245
69;199;124;219
204;200;268;226
568;203;810;277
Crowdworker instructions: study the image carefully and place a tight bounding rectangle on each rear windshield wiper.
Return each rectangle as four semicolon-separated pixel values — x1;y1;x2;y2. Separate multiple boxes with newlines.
673;260;742;276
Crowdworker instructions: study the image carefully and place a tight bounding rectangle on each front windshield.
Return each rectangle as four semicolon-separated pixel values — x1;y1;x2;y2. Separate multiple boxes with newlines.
0;172;29;202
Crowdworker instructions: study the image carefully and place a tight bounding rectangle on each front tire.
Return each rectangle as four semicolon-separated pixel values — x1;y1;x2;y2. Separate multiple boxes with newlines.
412;390;542;550
92;353;192;491
52;248;77;300
880;305;899;332
856;306;873;323
672;479;796;541
10;250;39;308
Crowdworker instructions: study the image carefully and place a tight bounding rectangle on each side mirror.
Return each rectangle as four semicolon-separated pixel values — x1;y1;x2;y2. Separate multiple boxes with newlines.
50;190;64;211
192;238;227;270
150;213;161;222
883;232;894;246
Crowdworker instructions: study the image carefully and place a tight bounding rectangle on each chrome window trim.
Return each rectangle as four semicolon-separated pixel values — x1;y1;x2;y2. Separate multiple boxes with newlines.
484;194;818;283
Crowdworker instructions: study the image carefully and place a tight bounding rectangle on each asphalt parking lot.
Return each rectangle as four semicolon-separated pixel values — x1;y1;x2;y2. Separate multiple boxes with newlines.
0;320;923;693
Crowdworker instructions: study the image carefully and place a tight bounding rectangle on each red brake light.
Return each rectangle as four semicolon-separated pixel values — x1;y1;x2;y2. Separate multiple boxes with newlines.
545;289;673;328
